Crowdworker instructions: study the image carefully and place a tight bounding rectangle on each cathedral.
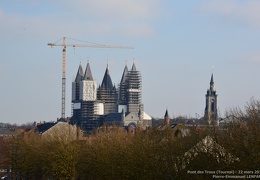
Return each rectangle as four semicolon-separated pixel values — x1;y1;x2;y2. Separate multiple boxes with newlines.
71;62;152;133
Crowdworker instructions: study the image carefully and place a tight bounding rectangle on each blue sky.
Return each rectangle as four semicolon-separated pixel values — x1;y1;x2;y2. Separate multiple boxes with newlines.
1;0;260;124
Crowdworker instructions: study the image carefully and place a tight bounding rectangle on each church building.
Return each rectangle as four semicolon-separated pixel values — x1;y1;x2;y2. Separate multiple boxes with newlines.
71;62;152;133
204;74;218;125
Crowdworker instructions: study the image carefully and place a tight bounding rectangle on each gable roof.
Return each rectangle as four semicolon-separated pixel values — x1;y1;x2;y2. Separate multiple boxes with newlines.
181;135;239;170
37;122;56;134
41;122;79;141
143;111;152;120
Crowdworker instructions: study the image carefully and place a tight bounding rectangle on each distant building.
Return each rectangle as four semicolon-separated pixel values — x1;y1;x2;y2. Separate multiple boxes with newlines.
0;128;16;138
164;109;170;125
37;122;56;134
41;122;80;141
181;136;239;170
204;74;218;125
71;62;152;133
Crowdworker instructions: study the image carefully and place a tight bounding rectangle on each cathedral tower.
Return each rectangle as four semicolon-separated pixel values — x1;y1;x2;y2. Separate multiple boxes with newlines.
127;63;143;113
80;63;97;101
204;74;218;125
97;65;118;114
118;64;129;112
71;63;101;130
72;64;84;103
71;64;84;120
71;61;151;133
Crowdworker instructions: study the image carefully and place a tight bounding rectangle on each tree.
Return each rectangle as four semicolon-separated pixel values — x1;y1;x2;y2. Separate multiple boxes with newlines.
219;98;260;170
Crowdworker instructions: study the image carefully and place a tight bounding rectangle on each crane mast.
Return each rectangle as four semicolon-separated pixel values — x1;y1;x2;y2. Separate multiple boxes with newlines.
61;37;66;120
48;37;133;120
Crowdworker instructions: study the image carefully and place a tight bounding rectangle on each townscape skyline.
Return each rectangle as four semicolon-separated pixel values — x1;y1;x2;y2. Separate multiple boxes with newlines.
1;0;260;124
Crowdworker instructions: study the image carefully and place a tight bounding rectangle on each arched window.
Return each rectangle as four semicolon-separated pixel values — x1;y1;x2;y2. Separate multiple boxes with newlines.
211;99;215;111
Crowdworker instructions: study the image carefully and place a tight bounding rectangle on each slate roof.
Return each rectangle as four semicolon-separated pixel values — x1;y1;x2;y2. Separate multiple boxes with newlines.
37;122;56;134
131;62;136;71
164;109;169;118
120;65;128;83
83;63;93;80
101;65;114;89
210;73;214;86
102;112;131;121
75;64;84;82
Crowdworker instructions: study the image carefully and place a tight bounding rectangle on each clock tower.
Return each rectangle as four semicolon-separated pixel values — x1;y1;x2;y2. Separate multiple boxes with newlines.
204;74;218;125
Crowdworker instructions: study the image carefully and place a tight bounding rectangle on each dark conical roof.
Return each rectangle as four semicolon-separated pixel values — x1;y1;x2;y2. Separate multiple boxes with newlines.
101;65;113;89
120;65;128;83
75;64;84;82
210;73;215;90
164;109;169;118
83;63;93;80
210;73;214;85
131;62;137;71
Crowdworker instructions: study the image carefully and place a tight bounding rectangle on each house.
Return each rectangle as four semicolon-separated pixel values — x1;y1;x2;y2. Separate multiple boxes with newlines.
41;122;82;141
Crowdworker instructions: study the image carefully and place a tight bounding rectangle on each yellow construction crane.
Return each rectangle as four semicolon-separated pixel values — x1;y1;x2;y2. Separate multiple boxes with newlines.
48;37;134;120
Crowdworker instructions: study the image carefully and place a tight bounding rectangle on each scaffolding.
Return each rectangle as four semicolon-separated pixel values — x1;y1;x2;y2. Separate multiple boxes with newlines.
71;62;145;133
80;101;96;120
71;81;81;117
119;82;128;105
127;69;142;113
97;88;118;114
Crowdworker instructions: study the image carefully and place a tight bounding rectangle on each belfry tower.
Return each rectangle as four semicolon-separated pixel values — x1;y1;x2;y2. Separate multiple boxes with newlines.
204;74;218;125
164;109;170;125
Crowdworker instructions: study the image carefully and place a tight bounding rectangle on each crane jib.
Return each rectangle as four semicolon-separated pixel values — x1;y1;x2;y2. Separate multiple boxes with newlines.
47;37;133;119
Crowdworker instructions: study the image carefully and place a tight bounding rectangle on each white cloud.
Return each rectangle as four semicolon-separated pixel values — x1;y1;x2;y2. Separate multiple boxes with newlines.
0;0;162;39
58;0;160;21
1;0;161;20
199;0;260;28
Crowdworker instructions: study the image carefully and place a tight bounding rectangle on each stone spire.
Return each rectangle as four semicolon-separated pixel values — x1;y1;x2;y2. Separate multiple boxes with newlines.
119;65;129;106
210;73;214;91
164;109;170;125
101;65;113;89
75;64;84;83
83;62;93;80
120;65;128;83
131;62;137;71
